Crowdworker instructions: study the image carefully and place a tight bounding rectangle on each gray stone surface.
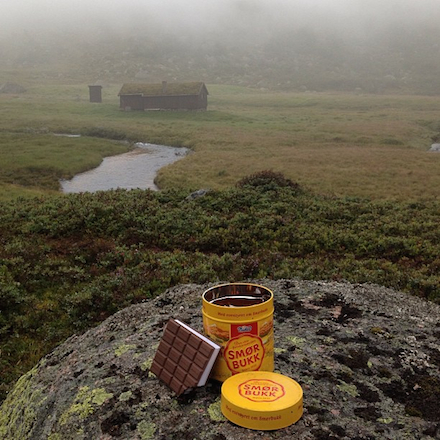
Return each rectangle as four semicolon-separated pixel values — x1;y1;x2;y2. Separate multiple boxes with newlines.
1;279;440;439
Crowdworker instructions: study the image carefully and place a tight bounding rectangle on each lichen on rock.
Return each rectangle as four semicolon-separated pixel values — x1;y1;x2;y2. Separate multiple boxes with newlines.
0;364;47;440
114;344;137;357
59;386;113;426
1;280;440;439
208;398;226;422
137;419;156;439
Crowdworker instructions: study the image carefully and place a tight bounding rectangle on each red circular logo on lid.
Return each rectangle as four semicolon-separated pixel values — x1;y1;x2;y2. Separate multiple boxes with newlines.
238;378;286;402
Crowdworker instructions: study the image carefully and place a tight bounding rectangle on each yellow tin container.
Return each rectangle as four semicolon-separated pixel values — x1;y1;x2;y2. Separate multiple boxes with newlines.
202;283;274;382
221;371;303;430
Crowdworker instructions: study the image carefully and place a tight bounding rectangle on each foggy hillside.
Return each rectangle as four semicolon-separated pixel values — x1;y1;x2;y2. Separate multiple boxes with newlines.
1;0;440;93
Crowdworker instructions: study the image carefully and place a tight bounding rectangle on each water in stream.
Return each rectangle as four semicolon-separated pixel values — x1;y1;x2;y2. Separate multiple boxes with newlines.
60;143;188;193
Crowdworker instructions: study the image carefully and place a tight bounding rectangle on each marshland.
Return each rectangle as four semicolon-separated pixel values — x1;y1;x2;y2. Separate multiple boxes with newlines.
1;0;440;403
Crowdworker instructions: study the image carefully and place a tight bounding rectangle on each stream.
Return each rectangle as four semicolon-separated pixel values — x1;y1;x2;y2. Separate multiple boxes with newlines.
60;142;188;193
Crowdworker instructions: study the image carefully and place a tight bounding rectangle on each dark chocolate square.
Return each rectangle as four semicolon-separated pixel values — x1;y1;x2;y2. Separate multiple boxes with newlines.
160;369;173;385
168;347;182;363
194;352;209;369
162;331;175;345
174;367;187;383
170;377;185;395
154;350;167;366
179;355;192;371
183;345;197;360
159;342;171;356
198;343;215;357
150;361;162;377
188;334;202;350
184;374;199;388
167;319;180;334
164;359;177;374
173;337;187;352
188;364;204;381
177;326;191;342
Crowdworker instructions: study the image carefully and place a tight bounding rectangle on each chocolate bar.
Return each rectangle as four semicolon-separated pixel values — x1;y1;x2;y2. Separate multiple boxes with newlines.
151;318;220;395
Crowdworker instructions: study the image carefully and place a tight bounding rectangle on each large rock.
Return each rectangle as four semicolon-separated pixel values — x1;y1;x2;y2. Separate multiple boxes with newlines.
1;279;440;439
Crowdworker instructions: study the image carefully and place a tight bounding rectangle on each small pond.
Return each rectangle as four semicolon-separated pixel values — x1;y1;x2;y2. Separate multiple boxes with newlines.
60;143;189;193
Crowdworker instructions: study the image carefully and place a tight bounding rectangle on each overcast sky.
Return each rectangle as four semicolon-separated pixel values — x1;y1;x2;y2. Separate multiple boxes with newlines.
2;0;440;41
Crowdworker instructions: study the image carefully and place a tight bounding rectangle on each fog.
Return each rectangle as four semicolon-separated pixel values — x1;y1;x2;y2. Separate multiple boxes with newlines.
3;0;440;41
2;0;440;93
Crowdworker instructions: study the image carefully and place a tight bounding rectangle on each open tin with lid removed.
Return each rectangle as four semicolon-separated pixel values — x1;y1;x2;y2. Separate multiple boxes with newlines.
202;283;274;382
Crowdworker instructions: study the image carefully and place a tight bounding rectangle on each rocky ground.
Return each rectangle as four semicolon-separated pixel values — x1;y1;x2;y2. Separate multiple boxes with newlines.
1;279;440;439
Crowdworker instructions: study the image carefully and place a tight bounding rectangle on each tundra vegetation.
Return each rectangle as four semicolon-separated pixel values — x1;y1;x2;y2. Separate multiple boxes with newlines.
0;82;440;401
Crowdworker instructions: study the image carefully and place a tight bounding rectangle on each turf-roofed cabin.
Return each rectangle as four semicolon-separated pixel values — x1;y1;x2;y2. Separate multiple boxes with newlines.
118;81;208;111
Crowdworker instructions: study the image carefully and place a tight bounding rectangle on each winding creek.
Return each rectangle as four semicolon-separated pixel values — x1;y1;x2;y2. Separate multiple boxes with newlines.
60;142;189;193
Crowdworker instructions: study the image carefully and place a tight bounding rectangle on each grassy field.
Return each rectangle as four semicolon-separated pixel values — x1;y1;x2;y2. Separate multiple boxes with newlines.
1;83;440;200
1;80;440;401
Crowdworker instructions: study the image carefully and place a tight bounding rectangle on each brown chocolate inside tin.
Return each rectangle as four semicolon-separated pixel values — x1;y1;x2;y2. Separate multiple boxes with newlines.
204;284;272;307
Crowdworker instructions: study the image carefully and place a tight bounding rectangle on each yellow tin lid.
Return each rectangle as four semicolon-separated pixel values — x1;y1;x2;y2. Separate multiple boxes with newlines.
221;371;303;431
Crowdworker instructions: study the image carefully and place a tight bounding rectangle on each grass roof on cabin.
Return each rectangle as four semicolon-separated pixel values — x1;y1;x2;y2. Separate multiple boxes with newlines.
118;82;206;96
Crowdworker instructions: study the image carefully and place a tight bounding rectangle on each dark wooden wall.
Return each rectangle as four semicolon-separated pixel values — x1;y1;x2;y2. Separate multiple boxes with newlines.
119;95;144;111
120;92;207;111
143;94;207;110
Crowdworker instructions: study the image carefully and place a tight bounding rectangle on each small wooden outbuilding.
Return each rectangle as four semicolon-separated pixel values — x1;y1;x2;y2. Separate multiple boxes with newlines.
118;81;208;111
88;85;102;103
